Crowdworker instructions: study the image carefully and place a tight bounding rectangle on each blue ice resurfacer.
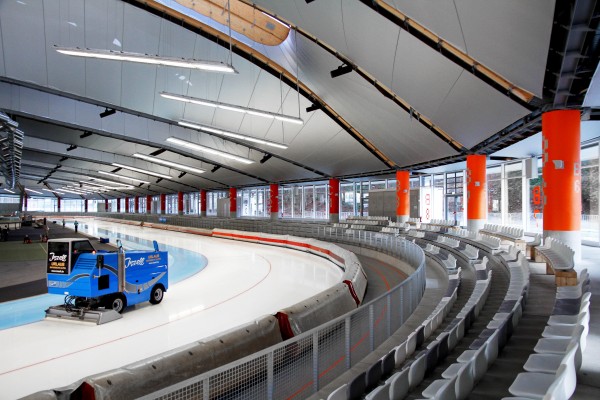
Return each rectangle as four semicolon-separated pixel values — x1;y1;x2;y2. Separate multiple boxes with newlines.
45;238;168;324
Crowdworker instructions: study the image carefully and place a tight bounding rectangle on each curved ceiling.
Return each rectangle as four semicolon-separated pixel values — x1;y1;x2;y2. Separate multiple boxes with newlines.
0;0;595;200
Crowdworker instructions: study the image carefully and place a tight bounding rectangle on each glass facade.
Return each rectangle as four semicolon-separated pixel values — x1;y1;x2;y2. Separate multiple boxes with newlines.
3;143;598;244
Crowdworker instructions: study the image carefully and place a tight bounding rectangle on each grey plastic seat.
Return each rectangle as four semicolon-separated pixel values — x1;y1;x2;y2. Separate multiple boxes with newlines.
326;383;347;400
420;374;458;400
364;381;390;400
442;361;473;400
524;341;580;374
347;371;366;400
365;359;383;392
508;342;577;399
386;368;409;400
408;351;428;390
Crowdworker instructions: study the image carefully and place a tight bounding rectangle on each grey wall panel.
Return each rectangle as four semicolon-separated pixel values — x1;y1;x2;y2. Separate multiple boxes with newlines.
0;0;48;85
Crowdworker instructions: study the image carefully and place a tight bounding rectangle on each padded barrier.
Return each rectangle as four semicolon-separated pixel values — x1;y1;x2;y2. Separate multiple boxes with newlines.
63;316;281;400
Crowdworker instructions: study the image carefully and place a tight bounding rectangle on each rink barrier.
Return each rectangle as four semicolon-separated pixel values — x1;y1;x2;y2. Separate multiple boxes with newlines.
29;214;425;400
212;229;368;337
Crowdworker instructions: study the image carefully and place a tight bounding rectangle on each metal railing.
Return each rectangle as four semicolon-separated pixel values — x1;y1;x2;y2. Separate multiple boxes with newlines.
35;213;426;399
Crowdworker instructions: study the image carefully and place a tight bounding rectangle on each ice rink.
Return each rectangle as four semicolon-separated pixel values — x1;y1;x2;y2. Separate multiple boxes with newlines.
0;219;344;399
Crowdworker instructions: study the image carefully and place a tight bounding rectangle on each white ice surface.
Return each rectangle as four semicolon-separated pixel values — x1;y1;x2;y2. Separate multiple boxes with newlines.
0;220;343;399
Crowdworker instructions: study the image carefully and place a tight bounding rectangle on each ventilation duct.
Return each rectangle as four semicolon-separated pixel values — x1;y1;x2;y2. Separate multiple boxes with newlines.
0;111;24;190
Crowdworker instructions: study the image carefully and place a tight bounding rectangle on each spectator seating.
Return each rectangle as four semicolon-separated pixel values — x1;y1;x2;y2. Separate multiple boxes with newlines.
535;237;576;286
524;232;542;259
499;244;520;263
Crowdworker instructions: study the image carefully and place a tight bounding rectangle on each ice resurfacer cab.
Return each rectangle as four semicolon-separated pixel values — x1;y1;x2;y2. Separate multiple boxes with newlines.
45;238;168;324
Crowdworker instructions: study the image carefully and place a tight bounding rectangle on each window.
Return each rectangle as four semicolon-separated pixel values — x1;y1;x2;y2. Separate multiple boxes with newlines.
581;145;599;242
487;166;502;224
506;162;523;226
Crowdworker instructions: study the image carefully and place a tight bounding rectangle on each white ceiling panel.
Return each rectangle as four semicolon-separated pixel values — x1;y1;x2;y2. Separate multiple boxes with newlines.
455;0;554;97
431;72;530;148
341;3;402;86
254;0;350;56
390;0;466;50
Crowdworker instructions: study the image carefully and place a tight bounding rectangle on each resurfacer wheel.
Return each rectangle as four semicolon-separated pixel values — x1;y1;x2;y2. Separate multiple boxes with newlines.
149;285;164;305
109;294;126;313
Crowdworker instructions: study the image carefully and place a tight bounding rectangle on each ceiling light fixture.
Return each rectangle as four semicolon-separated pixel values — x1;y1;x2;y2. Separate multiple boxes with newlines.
178;121;288;149
66;144;78;151
260;154;273;164
132;153;206;174
211;165;221;173
166;137;254;164
99;108;116;118
96;171;151;184
111;163;173;179
25;188;43;195
306;103;320;113
330;64;353;78
161;92;303;125
4;188;15;194
80;131;93;139
55;46;238;74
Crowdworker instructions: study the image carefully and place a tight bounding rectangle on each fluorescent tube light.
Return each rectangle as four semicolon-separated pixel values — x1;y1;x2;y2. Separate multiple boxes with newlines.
96;171;151;184
112;163;173;179
4;189;15;194
166;137;254;164
132;153;206;174
55;46;237;73
179;121;288;149
161;92;303;125
25;188;43;195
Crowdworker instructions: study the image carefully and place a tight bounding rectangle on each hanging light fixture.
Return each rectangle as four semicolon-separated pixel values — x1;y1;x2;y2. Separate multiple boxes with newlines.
178;121;288;149
54;46;237;73
166;137;254;164
111;163;173;179
132;153;206;174
161;92;304;125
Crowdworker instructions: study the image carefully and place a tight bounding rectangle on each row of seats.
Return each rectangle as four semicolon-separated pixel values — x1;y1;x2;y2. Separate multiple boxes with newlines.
481;224;524;240
418;245;531;399
328;271;463;400
505;269;590;399
535;236;575;271
436;235;460;249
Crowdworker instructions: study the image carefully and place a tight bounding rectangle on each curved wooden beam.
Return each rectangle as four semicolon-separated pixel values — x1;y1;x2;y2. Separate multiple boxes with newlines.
175;0;290;46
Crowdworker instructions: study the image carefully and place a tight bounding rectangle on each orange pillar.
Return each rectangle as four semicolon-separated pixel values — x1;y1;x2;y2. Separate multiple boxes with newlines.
146;195;152;214
542;110;581;260
396;171;410;222
229;188;237;218
467;155;487;231
57;197;61;213
134;196;139;213
84;199;88;213
200;190;207;217
117;198;121;213
160;194;166;214
178;191;184;215
124;197;129;213
329;178;340;223
270;184;279;221
104;199;109;212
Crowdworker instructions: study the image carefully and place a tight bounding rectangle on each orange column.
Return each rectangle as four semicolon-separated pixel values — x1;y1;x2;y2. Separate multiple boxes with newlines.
160;194;166;215
146;195;152;214
84;199;88;213
542;110;581;260
467;155;487;231
134;196;139;213
117;198;121;213
200;190;207;217
124;197;129;213
104;199;109;212
229;188;237;218
270;184;279;221
329;178;340;223
396;171;410;222
57;197;61;213
178;192;184;215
